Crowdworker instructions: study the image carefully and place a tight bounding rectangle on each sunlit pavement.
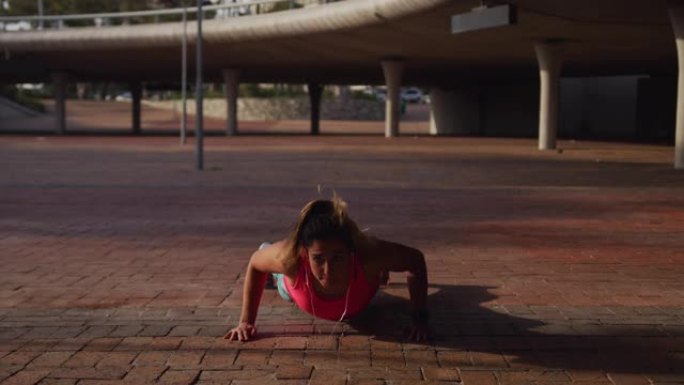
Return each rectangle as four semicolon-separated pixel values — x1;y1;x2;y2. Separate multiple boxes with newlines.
0;103;683;384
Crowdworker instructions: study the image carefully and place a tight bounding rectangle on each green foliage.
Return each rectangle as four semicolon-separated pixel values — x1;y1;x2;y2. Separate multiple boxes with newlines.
266;1;302;13
238;84;306;98
351;90;377;101
0;85;46;113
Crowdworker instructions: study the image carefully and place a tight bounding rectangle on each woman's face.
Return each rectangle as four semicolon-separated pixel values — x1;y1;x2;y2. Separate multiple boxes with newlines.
306;237;352;291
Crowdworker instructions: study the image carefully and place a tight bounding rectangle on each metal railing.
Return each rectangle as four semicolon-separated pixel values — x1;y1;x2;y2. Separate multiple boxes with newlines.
0;0;337;32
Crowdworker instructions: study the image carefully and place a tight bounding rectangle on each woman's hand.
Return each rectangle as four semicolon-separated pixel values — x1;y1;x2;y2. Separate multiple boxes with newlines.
407;321;431;342
224;322;257;341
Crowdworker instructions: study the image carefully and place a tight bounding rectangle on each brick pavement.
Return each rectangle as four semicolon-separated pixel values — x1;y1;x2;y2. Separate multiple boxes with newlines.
0;111;683;384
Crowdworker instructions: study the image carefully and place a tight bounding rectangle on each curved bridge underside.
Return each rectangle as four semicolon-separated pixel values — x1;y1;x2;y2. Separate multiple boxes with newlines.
0;0;676;85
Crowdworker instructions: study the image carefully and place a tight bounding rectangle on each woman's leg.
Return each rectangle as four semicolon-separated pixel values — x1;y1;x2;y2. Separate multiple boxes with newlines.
274;273;293;302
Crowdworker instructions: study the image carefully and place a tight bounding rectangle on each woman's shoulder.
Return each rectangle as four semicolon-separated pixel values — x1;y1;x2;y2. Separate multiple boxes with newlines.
266;239;300;278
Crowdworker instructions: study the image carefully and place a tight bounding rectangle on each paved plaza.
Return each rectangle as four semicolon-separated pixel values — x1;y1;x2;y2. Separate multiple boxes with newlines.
0;107;683;384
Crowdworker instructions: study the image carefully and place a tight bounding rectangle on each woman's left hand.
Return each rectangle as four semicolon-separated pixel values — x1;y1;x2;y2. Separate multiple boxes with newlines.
407;322;431;342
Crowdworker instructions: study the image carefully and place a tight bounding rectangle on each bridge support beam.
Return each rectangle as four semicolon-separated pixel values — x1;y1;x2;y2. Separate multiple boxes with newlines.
222;68;240;136
131;82;142;134
308;83;323;135
429;88;480;136
51;72;68;135
381;60;404;138
534;41;563;150
669;3;684;169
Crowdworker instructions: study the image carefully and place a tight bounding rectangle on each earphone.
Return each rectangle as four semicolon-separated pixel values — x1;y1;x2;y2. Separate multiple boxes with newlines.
304;251;353;334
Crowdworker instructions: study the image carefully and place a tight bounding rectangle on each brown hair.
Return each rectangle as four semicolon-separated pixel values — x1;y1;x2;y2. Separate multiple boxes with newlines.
279;196;372;272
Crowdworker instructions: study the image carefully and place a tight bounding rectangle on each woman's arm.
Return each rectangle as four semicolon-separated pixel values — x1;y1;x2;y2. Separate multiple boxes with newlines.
224;241;291;341
371;239;429;340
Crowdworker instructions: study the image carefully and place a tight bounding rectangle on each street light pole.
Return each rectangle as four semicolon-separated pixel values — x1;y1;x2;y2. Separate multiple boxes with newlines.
195;0;204;170
181;4;188;145
37;0;44;29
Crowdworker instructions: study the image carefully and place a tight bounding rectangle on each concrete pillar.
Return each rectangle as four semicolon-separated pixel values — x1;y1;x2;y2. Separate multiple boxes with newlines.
669;3;684;169
381;60;404;138
429;88;480;135
534;42;563;150
51;72;68;135
222;68;240;136
308;83;323;135
131;82;142;134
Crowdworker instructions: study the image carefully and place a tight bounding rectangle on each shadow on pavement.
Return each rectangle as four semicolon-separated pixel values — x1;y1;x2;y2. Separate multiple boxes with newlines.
348;284;682;375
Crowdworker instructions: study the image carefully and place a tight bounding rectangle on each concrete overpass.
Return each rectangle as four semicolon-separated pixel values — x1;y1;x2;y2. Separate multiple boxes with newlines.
1;0;684;168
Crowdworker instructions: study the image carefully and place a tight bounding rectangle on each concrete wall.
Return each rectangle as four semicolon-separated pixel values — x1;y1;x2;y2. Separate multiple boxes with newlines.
636;76;677;142
560;76;643;139
430;75;673;141
480;82;538;137
145;96;383;121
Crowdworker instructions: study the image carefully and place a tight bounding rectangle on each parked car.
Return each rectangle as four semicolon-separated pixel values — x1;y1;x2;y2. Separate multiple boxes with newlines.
400;87;424;103
114;92;132;101
374;88;387;102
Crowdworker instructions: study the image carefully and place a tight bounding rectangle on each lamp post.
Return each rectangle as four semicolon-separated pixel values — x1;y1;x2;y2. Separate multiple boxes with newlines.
195;0;204;170
181;4;188;145
37;0;44;29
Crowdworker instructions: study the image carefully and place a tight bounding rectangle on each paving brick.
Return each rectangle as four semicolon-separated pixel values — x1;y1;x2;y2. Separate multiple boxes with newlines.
0;351;41;367
157;369;199;385
26;352;74;368
304;351;340;369
403;350;438;367
62;352;106;368
149;337;184;351
460;370;498;385
37;378;78;385
234;350;271;366
269;350;304;366
1;370;50;385
274;337;308;350
469;351;509;368
338;350;371;367
178;337;215;351
371;349;404;367
306;336;338;350
168;326;201;337
83;338;122;352
108;325;144;338
200;351;238;369
122;365;167;383
48;367;127;380
421;366;461;382
607;373;652;385
339;335;371;351
113;337;152;352
309;369;347;385
198;369;273;382
138;325;171;337
166;351;205;369
133;351;171;366
17;339;61;352
275;365;313;380
95;352;137;368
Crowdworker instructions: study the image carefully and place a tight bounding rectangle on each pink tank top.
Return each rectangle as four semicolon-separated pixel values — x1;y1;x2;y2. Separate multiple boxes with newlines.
283;252;379;321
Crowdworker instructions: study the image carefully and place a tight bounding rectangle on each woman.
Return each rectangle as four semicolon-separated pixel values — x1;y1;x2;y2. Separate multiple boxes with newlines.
224;198;429;341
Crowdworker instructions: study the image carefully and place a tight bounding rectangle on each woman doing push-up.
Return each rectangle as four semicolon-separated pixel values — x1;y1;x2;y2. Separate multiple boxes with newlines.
224;197;429;341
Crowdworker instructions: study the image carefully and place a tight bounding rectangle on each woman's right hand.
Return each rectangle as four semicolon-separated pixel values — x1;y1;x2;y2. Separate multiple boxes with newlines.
224;322;257;341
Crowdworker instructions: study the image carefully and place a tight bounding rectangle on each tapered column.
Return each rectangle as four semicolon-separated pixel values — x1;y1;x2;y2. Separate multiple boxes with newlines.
669;3;684;169
381;60;404;138
534;42;563;150
131;82;142;134
51;72;68;135
222;68;240;136
308;83;323;135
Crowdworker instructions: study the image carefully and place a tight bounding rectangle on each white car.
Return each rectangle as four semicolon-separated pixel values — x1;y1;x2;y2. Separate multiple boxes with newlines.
400;88;424;103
